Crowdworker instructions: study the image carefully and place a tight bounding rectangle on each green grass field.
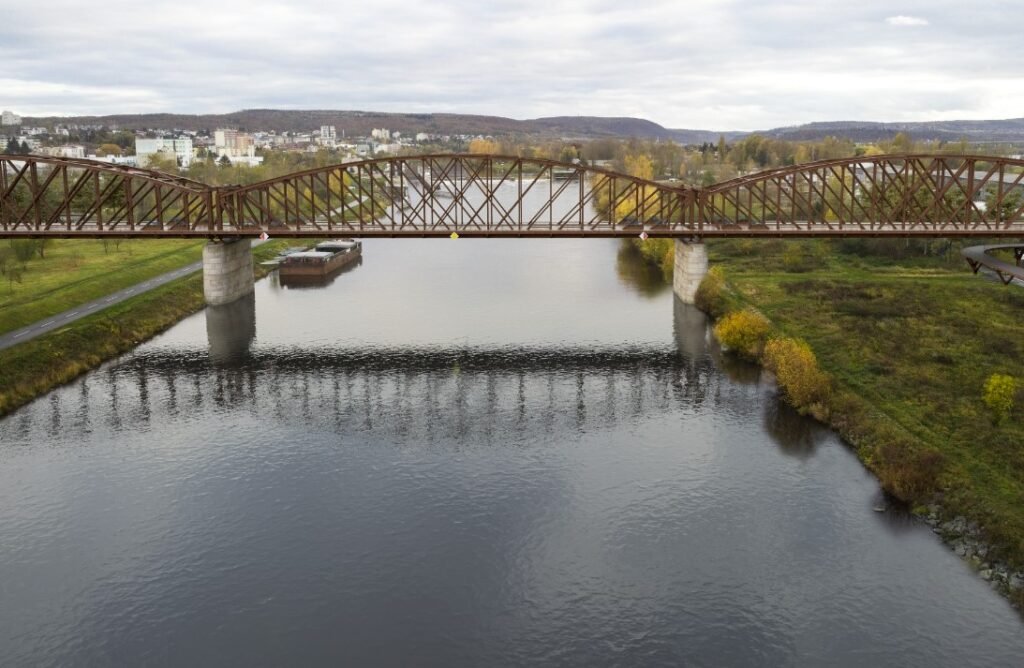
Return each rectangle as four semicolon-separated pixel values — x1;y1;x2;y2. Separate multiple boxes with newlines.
705;239;1024;568
0;239;206;335
0;240;292;417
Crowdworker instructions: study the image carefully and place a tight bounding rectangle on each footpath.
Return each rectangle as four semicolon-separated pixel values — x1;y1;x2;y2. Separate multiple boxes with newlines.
0;261;203;352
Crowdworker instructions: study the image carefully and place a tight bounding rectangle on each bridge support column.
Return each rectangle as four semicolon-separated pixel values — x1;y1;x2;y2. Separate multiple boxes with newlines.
203;238;254;306
673;239;708;305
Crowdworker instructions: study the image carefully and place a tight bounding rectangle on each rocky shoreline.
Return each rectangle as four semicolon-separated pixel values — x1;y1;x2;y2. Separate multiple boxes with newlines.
920;507;1024;605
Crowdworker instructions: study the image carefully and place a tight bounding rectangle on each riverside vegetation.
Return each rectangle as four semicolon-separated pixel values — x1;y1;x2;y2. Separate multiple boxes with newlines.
0;239;292;416
631;235;1024;606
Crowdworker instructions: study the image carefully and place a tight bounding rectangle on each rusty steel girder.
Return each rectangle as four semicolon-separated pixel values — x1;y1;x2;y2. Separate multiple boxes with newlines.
3;153;1024;238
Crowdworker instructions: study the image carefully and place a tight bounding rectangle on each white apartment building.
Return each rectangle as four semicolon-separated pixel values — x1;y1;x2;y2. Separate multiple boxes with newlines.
212;129;262;166
1;110;21;126
135;137;194;168
214;129;255;156
43;145;86;159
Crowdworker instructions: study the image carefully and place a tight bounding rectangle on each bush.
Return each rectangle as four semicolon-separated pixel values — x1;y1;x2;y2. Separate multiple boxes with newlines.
873;440;945;502
631;238;674;279
983;373;1017;425
11;239;38;264
714;308;770;360
782;241;823;273
695;266;729;318
763;337;831;411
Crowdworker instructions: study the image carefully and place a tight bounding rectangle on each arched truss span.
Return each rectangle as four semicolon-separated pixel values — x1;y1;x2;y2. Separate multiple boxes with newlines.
3;153;1024;237
700;154;1024;236
1;155;213;235
219;154;692;237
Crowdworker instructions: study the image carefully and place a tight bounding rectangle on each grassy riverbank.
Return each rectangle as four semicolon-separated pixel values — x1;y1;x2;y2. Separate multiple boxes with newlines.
695;239;1024;572
0;239;206;335
0;241;290;417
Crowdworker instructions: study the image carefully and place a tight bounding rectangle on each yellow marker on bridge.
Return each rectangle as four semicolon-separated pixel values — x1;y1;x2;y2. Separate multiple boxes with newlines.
450;232;459;239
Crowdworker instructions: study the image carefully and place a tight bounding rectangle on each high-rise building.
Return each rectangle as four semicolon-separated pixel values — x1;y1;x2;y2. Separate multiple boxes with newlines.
214;129;255;156
1;110;22;126
135;137;194;168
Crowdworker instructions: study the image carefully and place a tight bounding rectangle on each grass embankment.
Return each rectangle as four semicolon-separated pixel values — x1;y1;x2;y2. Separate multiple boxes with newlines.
0;241;291;417
645;238;1024;572
0;239;206;335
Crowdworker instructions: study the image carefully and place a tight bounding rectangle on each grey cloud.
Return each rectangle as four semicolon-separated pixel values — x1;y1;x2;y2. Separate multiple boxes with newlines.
2;0;1023;129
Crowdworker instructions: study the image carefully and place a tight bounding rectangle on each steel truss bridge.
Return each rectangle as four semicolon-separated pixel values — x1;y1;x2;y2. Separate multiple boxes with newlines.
3;153;1024;240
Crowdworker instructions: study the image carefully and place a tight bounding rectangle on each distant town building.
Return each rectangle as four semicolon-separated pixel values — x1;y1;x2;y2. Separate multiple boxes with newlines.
371;128;391;141
211;129;262;167
320;125;337;142
18;136;42;151
135;137;194;168
1;110;21;126
214;129;254;155
43;145;86;159
415;132;430;142
93;154;138;167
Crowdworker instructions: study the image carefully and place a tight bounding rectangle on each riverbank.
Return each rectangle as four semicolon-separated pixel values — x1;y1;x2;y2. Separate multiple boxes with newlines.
0;240;291;417
0;239;207;336
634;238;1024;608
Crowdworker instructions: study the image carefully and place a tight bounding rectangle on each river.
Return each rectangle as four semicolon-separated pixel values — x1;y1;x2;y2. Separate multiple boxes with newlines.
1;238;1022;666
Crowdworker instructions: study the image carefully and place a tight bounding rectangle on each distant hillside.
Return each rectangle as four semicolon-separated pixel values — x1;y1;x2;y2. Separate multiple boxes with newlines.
22;109;741;142
19;109;1024;144
761;119;1024;143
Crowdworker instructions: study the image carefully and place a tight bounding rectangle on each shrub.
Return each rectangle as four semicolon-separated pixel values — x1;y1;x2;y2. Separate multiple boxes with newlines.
763;337;831;411
983;373;1017;424
695;266;728;318
782;241;823;273
11;239;37;264
713;308;770;360
873;440;945;502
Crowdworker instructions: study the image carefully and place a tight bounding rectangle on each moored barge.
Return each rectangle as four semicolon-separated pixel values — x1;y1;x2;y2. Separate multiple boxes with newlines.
279;239;362;278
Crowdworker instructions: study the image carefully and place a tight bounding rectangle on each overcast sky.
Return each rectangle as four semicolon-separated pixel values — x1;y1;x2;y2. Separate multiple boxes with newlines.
2;0;1022;130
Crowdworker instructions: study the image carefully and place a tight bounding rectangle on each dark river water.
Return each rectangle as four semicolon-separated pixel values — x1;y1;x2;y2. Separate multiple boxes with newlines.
2;239;1023;667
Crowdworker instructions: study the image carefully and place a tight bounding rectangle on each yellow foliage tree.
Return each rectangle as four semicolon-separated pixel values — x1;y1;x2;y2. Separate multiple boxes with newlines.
468;138;500;155
763;337;831;410
624;154;654;181
713;309;771;360
983;373;1017;424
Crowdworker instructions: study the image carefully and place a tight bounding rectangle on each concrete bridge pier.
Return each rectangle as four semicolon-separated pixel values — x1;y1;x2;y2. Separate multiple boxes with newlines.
673;239;708;304
203;238;254;306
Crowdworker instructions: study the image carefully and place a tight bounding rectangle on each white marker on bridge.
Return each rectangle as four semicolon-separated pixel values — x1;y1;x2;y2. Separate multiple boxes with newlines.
639;231;649;240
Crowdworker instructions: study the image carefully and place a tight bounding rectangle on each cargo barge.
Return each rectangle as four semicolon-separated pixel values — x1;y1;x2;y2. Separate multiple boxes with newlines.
278;239;362;278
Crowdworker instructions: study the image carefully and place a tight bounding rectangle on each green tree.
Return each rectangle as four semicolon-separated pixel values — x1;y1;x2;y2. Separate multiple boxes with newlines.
95;143;122;157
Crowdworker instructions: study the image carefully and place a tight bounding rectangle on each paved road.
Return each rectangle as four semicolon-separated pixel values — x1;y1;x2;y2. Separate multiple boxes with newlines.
0;261;203;352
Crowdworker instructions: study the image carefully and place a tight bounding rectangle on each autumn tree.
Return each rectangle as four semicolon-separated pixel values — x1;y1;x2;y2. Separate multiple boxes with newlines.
468;138;500;154
983;373;1017;424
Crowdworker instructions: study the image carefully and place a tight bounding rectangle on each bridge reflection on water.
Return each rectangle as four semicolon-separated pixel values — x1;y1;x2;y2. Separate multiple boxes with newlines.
3;296;824;457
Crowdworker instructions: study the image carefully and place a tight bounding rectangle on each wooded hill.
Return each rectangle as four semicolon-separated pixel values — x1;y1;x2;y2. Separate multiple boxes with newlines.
21;109;1024;145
